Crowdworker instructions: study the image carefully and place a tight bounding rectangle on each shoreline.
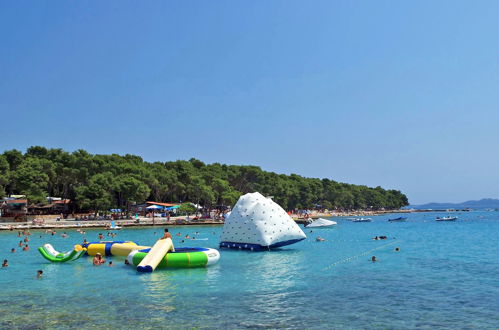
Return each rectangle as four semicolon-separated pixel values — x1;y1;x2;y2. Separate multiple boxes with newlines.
0;209;418;231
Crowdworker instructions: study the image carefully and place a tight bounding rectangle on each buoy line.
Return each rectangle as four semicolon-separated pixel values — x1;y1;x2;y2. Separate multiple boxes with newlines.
323;240;401;271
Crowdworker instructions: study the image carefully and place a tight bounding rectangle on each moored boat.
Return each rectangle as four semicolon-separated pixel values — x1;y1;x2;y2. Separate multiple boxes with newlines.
436;216;458;221
352;217;372;222
304;218;337;228
388;216;407;222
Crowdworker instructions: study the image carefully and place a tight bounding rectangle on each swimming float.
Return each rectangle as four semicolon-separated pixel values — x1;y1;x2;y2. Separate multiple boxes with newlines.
82;241;149;256
128;247;220;269
38;244;86;262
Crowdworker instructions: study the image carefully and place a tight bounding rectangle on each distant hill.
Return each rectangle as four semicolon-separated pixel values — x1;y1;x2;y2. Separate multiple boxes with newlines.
410;198;499;210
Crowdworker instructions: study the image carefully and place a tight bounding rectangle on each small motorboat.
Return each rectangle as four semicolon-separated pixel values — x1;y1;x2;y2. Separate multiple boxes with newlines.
436;216;458;221
388;216;407;222
352;217;372;222
304;218;337;228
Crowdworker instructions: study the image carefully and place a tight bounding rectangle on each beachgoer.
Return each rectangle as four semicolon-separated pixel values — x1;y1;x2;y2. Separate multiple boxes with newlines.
93;253;105;266
371;256;377;262
23;245;30;251
2;259;8;267
37;270;43;278
161;228;173;240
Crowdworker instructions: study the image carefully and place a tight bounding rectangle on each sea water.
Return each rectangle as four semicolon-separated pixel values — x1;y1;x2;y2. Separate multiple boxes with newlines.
1;211;499;329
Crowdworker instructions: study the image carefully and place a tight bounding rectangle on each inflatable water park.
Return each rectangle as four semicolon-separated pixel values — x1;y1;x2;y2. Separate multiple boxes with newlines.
39;239;220;272
38;192;309;271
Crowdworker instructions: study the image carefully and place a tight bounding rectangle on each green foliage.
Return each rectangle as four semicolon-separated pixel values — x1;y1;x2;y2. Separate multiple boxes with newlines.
1;147;409;212
178;203;197;215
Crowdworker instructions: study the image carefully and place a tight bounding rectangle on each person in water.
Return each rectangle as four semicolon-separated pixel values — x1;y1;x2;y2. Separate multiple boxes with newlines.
371;256;377;262
11;248;16;253
37;270;43;278
395;247;400;252
18;241;23;247
108;261;113;267
93;253;105;266
316;236;326;242
124;259;130;265
23;245;29;251
2;259;8;267
98;233;104;240
161;228;173;240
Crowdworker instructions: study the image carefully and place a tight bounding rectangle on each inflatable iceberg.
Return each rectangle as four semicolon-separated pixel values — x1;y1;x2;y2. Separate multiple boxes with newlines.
220;192;306;250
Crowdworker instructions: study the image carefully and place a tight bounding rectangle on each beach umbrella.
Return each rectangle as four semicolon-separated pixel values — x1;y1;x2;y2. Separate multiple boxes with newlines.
146;205;163;210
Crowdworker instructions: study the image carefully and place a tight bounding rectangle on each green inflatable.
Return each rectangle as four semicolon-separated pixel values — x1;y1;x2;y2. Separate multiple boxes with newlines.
38;244;86;263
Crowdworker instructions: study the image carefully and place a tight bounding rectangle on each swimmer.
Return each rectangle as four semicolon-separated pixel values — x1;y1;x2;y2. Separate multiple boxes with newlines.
82;239;88;245
37;270;43;278
372;236;380;240
395;247;400;252
98;233;104;240
108;261;113;267
93;253;105;266
316;236;326;242
61;232;68;238
2;259;8;267
161;228;172;240
124;259;130;265
176;232;181;236
371;256;377;262
23;245;29;251
18;241;23;247
185;234;190;239
11;248;16;253
23;237;29;242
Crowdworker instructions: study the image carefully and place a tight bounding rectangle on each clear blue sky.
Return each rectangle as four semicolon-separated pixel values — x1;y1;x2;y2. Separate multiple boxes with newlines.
1;1;498;205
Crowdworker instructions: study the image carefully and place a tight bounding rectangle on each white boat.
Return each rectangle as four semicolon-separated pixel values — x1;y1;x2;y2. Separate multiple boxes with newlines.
352;217;372;222
436;216;458;221
304;218;337;228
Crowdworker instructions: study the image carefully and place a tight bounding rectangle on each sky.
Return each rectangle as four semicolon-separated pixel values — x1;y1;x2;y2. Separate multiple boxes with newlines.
1;1;499;205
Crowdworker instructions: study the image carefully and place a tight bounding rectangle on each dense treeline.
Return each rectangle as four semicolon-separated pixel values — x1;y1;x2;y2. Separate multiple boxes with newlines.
0;147;408;212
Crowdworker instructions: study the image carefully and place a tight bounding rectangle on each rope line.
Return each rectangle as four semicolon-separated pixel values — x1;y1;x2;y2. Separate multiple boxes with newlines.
323;240;401;271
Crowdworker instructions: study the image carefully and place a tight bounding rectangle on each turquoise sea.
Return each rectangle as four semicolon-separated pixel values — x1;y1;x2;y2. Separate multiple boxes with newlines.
1;211;499;329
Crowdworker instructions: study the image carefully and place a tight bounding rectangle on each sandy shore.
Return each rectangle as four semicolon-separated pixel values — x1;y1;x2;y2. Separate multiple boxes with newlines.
0;209;412;231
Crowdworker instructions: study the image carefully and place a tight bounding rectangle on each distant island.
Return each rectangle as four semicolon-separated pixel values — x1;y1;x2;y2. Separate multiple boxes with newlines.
409;198;499;210
0;146;409;213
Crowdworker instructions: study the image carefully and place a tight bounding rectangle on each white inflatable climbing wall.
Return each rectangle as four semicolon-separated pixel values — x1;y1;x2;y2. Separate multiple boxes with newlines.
219;192;306;250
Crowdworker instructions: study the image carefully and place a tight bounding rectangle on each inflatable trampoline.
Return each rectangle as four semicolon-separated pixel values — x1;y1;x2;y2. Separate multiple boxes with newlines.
128;247;220;269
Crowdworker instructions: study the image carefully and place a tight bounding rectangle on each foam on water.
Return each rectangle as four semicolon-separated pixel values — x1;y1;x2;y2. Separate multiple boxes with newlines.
1;211;499;329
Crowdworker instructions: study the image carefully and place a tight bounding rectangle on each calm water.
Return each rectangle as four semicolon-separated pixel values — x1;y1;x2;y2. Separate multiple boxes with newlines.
1;211;499;329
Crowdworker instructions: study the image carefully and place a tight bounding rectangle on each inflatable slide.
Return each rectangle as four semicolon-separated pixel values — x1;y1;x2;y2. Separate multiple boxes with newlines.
136;238;174;272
